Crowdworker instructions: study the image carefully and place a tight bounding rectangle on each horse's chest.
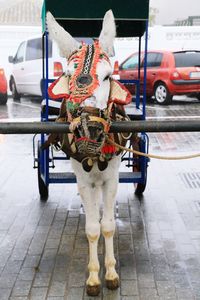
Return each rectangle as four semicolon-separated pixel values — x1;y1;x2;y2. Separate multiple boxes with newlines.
71;156;121;187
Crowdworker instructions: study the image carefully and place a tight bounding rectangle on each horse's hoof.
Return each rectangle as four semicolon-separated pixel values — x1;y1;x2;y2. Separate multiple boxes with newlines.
86;284;101;296
106;277;119;290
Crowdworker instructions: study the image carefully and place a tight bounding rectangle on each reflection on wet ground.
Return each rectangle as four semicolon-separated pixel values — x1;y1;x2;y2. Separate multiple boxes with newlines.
0;97;41;121
1;96;200;121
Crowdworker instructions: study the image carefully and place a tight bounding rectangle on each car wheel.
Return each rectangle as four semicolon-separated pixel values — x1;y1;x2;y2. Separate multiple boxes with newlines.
154;82;172;105
196;93;200;101
11;79;20;101
0;93;8;105
146;95;153;102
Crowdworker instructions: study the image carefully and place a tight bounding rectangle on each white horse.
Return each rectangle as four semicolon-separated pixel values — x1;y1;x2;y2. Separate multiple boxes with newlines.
46;10;132;296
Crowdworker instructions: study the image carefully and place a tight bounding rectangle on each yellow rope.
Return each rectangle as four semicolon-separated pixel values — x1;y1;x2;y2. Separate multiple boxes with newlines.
107;138;200;160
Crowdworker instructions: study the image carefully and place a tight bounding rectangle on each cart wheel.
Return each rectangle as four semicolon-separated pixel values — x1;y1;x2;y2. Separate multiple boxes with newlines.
133;164;147;196
37;143;49;201
132;137;148;196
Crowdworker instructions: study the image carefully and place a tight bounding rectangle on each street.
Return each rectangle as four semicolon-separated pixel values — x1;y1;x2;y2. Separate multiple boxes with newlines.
0;96;200;299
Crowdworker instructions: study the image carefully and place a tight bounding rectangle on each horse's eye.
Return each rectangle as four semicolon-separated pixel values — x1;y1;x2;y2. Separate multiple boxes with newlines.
103;75;110;81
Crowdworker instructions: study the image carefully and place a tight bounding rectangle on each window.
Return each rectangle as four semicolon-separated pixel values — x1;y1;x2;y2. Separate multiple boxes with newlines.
26;38;42;61
14;42;25;63
144;52;163;68
25;38;52;61
174;51;200;67
121;53;139;70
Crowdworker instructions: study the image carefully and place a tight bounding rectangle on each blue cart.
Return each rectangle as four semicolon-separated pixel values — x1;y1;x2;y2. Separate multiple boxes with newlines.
33;0;150;200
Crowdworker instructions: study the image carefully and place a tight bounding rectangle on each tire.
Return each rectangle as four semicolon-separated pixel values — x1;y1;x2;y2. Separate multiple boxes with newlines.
37;143;49;201
195;93;200;101
0;93;8;105
146;95;153;103
10;79;21;101
132;137;148;196
134;165;147;196
154;82;172;105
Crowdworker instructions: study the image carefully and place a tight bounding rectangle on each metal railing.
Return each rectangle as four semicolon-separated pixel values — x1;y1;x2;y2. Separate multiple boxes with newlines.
0;120;200;134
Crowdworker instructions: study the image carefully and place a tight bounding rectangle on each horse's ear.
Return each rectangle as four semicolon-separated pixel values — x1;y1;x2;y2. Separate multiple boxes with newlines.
46;12;80;58
99;10;116;57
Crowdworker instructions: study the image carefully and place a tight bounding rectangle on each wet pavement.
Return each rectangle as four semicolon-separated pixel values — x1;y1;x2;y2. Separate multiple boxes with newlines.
0;97;200;299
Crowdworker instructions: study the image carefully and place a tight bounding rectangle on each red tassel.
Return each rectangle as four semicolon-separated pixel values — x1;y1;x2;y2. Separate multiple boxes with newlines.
101;144;116;154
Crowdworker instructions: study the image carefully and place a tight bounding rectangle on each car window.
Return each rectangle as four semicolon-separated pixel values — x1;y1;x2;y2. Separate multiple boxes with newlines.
14;42;26;63
174;51;200;67
142;52;163;68
26;38;52;61
26;38;42;61
121;54;139;70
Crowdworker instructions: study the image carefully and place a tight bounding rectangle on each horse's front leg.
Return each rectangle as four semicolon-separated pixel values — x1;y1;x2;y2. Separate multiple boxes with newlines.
101;176;119;290
78;183;101;296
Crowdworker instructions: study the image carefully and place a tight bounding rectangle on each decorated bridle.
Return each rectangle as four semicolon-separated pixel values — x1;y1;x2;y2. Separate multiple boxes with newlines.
68;40;110;104
48;40;132;171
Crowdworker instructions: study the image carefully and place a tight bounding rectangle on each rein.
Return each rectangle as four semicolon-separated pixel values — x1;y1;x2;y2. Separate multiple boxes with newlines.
107;138;200;160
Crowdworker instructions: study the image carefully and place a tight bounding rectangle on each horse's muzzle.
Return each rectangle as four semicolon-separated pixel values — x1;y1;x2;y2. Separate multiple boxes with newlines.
73;113;106;156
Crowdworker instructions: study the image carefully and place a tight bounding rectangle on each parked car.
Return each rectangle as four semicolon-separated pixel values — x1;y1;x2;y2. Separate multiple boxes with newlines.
0;68;8;105
119;50;200;105
8;36;66;100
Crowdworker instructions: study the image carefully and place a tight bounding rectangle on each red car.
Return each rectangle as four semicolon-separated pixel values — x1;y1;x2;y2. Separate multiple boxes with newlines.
0;68;8;105
119;50;200;105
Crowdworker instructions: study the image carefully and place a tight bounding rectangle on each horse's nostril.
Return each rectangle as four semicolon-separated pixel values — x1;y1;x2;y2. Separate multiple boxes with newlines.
76;74;92;87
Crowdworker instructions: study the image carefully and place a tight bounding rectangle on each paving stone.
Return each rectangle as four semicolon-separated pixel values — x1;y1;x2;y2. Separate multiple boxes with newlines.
48;281;67;297
63;226;78;235
38;259;56;273
121;297;140;300
156;281;176;298
3;260;23;274
11;280;32;297
68;271;86;287
9;297;28;300
119;254;137;280
45;238;61;249
9;248;27;261
138;273;156;288
102;287;120;300
139;287;160;300
66;287;84;300
30;287;48;299
136;261;153;275
118;234;134;254
46;297;65;300
33;272;51;287
23;255;40;268
121;280;138;296
0;289;11;300
153;267;171;281
51;268;69;282
0;273;17;288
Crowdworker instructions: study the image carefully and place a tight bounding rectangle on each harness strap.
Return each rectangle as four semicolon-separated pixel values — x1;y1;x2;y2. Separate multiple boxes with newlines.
69;116;110;133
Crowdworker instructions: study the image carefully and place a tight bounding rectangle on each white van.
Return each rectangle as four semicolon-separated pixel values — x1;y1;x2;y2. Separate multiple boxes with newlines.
8;36;66;100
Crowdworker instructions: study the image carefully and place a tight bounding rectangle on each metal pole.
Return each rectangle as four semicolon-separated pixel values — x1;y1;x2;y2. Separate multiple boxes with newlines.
0;120;200;134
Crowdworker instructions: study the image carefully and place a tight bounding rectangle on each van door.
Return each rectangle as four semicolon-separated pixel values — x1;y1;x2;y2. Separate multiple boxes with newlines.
12;42;26;93
23;38;43;96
